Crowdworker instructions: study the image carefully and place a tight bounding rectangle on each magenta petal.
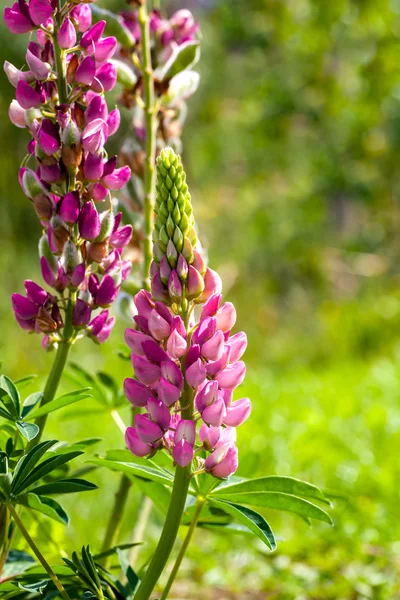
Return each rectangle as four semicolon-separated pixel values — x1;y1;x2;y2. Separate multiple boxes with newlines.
94;36;117;63
58;17;76;49
135;413;163;444
125;426;153;458
216;361;246;390
76;56;96;86
29;0;52;26
4;6;33;34
107;108;120;136
82;118;108;154
202;397;227;427
216;302;237;333
25;280;47;304
172;439;193;467
158;377;181;407
40;256;57;287
84;152;104;181
132;355;161;385
102;166;131;190
16;81;41;109
124;378;152;407
80;20;106;49
226;332;247;362
94;61;117;92
224;397;252;427
109;224;132;248
147;397;170;430
124;329;153;356
12;293;38;319
201;330;225;361
204;443;239;478
148;309;171;341
175;419;195;445
185;358;207;389
142;340;169;365
167;329;187;359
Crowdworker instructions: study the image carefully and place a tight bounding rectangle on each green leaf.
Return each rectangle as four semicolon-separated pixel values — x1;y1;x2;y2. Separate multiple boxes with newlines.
11;440;57;493
155;41;200;82
92;543;142;561
19;493;69;524
88;458;174;487
13;451;83;494
208;499;276;551
213;476;330;504
91;5;135;48
162;70;200;107
21;392;43;419
211;491;332;525
0;376;20;418
28;388;91;419
15;420;39;442
14;374;38;390
96;371;118;396
31;478;97;496
182;501;232;527
0;405;14;421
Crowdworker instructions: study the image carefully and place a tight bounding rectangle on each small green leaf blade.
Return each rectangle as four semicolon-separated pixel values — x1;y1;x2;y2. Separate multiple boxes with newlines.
28;388;91;419
0;376;20;418
213;476;330;504
19;493;69;525
16;421;39;442
211;491;333;525
31;478;97;496
11;440;57;493
208;499;276;551
21;392;43;419
156;41;200;81
13;451;83;494
88;458;174;487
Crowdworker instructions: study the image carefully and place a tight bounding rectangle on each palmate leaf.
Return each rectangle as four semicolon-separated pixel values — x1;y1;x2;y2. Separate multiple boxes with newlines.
210;490;333;525
19;493;69;524
88;458;174;487
208;499;276;551
12;451;83;495
28;388;91;419
214;475;330;504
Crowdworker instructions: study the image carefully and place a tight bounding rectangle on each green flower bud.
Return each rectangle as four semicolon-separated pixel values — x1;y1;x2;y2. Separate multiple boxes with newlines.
39;234;58;272
154;147;195;268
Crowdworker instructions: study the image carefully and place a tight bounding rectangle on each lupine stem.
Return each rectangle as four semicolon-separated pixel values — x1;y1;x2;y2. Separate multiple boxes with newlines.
138;0;157;290
160;499;205;600
54;3;68;105
133;463;192;600
8;505;71;600
134;379;194;600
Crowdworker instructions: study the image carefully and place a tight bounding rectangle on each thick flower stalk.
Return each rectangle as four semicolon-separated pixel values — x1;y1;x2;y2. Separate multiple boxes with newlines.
124;147;251;479
4;2;133;350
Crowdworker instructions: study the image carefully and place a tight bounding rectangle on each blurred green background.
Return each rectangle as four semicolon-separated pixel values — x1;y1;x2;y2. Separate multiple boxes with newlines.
2;0;400;597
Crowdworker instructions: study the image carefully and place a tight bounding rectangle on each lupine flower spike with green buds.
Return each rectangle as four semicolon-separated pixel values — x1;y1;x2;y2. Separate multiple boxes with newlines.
125;148;250;477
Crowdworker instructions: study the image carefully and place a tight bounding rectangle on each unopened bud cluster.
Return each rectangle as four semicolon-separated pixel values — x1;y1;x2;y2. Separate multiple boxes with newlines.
124;150;251;479
5;0;133;347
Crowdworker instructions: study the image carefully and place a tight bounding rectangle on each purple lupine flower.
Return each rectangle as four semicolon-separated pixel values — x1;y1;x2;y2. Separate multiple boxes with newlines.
5;0;131;352
122;149;248;479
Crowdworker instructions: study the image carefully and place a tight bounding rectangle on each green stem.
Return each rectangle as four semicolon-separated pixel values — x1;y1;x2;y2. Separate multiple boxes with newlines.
8;505;71;600
54;4;68;105
100;474;132;568
133;464;191;600
28;297;74;449
134;375;194;600
138;0;157;291
160;500;205;600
